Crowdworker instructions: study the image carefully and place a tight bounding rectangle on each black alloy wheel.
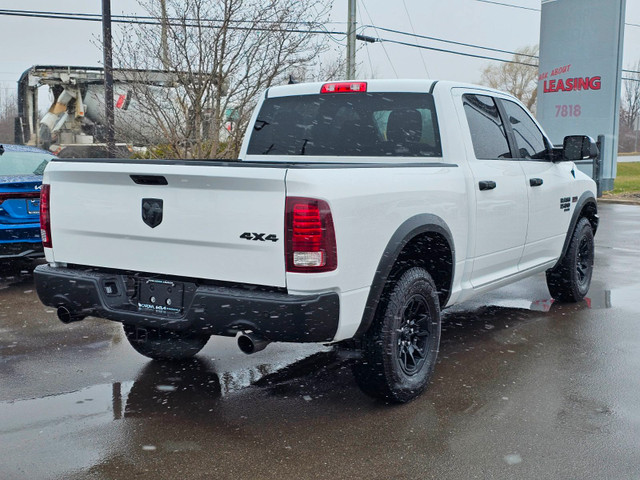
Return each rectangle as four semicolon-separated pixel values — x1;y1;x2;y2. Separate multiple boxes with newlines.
396;295;432;376
576;235;592;289
546;217;594;302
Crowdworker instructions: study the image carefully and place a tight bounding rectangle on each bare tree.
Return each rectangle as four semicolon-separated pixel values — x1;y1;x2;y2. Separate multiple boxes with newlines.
621;61;640;130
113;0;337;159
0;89;17;144
480;45;539;112
617;61;640;152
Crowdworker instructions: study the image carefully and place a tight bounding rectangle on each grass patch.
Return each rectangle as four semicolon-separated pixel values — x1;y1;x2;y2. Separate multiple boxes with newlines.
605;162;640;195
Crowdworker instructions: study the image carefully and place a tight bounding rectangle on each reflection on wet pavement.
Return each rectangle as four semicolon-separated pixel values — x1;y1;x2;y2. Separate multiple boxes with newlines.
2;280;639;479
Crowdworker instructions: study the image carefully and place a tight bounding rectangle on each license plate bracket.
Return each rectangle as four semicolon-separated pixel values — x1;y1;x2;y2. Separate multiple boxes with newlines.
137;279;184;315
27;199;40;214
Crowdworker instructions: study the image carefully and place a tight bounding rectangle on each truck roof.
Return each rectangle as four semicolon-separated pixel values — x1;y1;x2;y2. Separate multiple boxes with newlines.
265;79;514;99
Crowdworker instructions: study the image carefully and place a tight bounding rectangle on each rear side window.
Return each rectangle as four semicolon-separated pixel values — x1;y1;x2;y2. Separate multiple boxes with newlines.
501;100;549;160
247;92;441;157
462;94;511;160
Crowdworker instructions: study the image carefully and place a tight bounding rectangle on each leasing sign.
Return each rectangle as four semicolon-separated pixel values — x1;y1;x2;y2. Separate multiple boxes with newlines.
537;0;626;191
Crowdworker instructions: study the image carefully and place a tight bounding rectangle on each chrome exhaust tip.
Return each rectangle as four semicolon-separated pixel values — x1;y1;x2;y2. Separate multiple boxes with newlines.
57;306;85;324
237;332;270;355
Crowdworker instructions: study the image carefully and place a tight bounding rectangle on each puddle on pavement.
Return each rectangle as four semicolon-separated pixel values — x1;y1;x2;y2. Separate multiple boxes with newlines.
0;349;335;430
3;283;636;418
449;283;639;315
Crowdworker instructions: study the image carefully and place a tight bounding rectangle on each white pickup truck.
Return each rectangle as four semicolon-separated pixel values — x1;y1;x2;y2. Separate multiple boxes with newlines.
35;80;598;403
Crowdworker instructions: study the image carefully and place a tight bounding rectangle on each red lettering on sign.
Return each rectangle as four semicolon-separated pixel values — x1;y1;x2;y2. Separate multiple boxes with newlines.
550;64;571;76
542;76;602;94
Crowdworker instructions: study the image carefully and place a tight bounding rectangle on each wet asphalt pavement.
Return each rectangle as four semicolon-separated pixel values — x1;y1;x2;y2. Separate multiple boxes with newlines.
1;203;640;480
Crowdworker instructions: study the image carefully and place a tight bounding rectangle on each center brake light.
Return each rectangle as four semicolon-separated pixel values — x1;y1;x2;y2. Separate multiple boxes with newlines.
320;82;367;94
40;184;52;248
285;197;337;273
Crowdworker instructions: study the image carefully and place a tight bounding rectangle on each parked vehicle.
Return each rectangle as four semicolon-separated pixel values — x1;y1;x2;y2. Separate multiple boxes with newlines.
34;80;598;402
0;144;53;262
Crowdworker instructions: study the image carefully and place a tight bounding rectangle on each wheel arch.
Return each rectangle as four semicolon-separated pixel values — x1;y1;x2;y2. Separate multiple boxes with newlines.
552;191;598;270
354;214;455;338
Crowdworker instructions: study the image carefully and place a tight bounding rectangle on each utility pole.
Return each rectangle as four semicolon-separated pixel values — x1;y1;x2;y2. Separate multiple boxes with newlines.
346;0;356;79
102;0;116;158
160;0;170;70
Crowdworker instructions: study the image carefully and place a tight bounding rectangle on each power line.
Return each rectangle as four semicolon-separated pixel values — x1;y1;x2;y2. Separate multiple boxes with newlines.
0;9;346;36
0;8;348;26
356;5;375;78
0;6;542;68
361;24;539;60
0;7;539;71
401;0;430;77
10;6;633;74
474;0;640;29
475;0;540;12
360;1;398;78
378;37;538;67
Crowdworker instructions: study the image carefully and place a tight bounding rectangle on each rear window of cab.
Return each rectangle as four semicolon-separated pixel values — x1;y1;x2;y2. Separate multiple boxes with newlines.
0;151;52;176
247;92;442;158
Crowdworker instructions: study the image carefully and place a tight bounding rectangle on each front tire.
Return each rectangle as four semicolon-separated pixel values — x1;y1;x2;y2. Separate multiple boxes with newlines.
546;217;594;302
123;324;210;360
353;267;441;403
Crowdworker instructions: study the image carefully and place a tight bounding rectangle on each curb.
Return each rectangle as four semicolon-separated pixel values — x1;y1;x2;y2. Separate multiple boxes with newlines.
598;197;640;206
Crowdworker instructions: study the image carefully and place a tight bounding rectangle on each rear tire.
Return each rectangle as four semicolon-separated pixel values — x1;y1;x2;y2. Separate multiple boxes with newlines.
546;217;594;302
123;324;210;360
353;267;441;403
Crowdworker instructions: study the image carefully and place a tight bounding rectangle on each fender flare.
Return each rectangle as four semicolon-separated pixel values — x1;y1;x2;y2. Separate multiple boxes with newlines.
354;214;455;338
552;191;598;270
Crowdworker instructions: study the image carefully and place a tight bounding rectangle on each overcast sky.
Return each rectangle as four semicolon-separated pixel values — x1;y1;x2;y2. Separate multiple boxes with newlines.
1;0;639;96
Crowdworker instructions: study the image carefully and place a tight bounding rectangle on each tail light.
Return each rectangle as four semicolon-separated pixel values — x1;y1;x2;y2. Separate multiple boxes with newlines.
40;184;52;248
285;197;337;273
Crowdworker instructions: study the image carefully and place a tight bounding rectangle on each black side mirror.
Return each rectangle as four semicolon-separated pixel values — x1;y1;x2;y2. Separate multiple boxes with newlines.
563;135;598;161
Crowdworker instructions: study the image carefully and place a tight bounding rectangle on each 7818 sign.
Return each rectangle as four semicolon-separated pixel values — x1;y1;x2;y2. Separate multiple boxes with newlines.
555;104;581;117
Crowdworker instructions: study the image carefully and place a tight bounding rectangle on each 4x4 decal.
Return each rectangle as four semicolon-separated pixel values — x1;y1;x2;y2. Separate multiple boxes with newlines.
240;232;279;242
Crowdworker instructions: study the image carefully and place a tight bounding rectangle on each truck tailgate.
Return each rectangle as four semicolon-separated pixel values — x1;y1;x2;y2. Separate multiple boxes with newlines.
45;160;287;287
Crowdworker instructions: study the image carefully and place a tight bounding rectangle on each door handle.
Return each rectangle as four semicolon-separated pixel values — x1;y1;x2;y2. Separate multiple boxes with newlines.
529;177;544;187
478;180;496;191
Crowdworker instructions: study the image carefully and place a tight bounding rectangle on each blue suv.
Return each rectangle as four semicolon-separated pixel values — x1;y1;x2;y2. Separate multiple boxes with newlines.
0;144;54;262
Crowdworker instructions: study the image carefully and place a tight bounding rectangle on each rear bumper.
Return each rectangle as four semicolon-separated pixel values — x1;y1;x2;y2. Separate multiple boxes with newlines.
34;264;340;343
0;240;44;260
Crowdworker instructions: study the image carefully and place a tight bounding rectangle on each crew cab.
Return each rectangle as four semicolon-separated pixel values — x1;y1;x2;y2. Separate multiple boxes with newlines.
34;80;598;403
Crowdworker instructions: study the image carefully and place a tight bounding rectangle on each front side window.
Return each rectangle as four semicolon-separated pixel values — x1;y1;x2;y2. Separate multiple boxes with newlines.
462;94;511;160
247;92;442;157
501;100;549;160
